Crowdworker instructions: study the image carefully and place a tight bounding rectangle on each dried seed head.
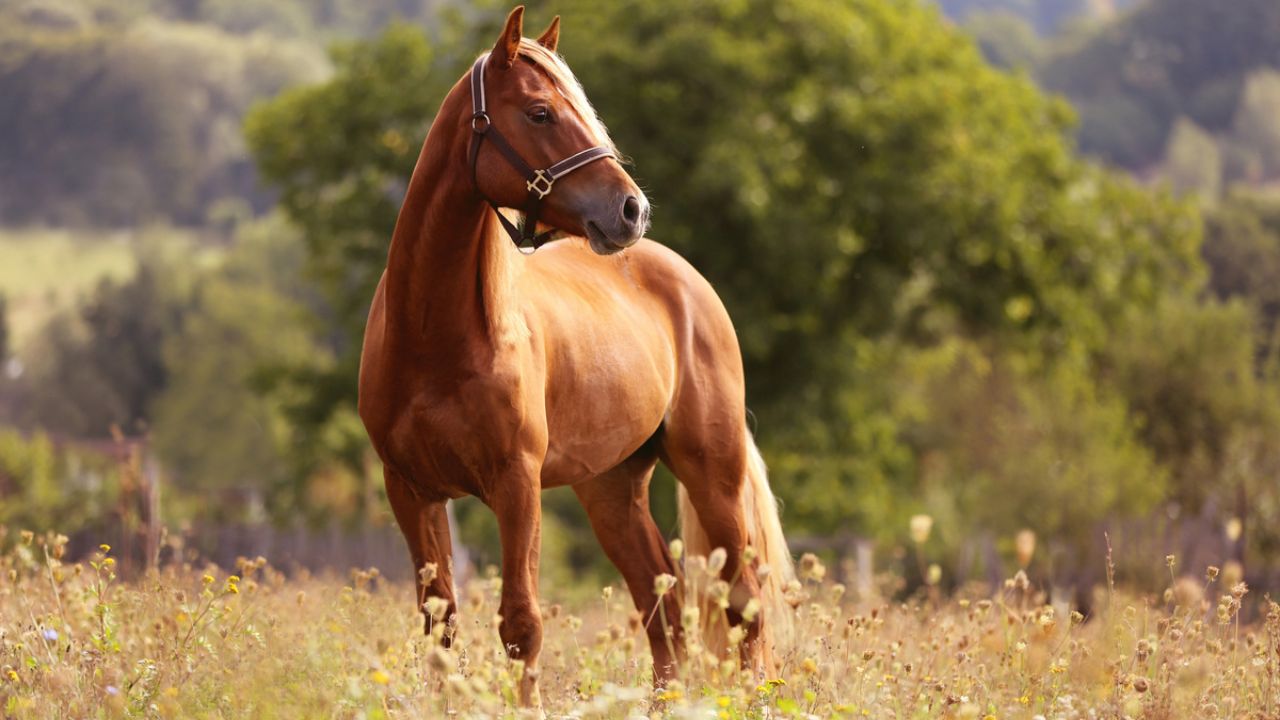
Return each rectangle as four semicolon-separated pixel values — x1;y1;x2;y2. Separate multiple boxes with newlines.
1015;529;1036;568
1224;517;1243;542
427;646;456;673
709;580;731;608
654;573;677;596
798;553;826;582
669;539;684;561
707;548;728;576
424;596;450;622
419;563;438;585
909;515;933;545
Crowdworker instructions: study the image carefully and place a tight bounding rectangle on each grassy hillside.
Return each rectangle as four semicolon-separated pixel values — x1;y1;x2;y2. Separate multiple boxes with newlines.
0;230;137;352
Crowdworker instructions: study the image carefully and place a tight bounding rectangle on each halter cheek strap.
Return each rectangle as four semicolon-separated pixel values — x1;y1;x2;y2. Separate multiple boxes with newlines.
468;53;615;252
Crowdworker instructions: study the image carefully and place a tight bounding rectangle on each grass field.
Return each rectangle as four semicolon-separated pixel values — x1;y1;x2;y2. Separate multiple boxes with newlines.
1;531;1276;719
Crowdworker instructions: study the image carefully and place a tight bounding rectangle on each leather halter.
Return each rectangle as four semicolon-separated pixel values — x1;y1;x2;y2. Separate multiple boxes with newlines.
468;52;615;252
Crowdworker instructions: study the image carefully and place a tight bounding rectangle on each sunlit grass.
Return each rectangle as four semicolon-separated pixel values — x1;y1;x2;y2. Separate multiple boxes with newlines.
1;529;1275;718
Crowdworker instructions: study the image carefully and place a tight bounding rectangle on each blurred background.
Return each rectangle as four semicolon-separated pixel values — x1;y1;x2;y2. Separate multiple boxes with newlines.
0;0;1277;602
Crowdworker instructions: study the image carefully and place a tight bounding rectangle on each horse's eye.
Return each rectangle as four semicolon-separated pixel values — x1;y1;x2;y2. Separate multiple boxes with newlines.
527;107;551;124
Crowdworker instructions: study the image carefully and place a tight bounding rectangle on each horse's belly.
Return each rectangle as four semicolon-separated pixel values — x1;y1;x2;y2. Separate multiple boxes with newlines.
539;351;672;487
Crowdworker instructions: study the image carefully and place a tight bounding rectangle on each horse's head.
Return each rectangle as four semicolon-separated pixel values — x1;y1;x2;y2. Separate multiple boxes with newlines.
467;7;648;255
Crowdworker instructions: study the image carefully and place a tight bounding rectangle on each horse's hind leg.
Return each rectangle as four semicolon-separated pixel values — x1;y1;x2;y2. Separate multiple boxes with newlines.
385;469;457;642
573;450;683;682
660;403;767;665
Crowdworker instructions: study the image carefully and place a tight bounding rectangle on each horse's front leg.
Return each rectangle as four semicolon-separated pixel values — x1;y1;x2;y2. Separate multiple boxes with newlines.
487;471;544;708
385;469;457;642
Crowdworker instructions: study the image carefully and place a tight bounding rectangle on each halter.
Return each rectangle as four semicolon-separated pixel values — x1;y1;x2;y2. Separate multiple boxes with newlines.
468;52;615;252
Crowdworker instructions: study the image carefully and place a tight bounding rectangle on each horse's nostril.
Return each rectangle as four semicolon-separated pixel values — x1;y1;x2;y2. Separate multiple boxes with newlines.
622;196;640;225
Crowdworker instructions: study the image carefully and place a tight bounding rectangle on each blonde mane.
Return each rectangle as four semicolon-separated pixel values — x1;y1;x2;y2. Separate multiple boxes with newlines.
511;39;619;157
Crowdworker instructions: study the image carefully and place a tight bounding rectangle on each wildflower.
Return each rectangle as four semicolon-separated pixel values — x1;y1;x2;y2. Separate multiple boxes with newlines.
225;576;240;595
1165;554;1176;569
424;596;450;622
801;657;819;674
106;685;120;696
102;558;116;569
727;626;746;646
707;548;727;575
798;553;826;582
41;628;57;642
1206;565;1220;581
656;688;683;702
1231;580;1248;599
20;530;33;545
1015;529;1036;568
1011;570;1030;592
601;586;613;601
202;574;215;586
681;605;700;629
653;573;677;596
717;696;731;708
99;544;111;554
926;564;942;586
370;670;390;685
1224;517;1243;542
909;515;933;545
669;538;684;561
742;545;757;563
427;646;456;673
419;563;437;584
704;579;729;609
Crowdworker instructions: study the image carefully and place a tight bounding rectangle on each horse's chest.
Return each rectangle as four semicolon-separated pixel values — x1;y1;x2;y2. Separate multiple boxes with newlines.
381;374;539;497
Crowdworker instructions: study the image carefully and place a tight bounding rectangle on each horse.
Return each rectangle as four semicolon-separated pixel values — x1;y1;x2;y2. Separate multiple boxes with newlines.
357;6;794;706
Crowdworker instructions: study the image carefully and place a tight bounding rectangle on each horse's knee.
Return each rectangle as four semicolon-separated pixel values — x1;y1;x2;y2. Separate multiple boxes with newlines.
499;602;543;660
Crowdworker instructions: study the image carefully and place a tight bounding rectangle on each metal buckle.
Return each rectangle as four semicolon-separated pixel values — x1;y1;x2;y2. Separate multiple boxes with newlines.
526;170;554;199
471;112;490;132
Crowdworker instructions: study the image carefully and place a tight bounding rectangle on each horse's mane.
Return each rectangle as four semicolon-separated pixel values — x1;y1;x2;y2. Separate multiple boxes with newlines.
508;39;619;158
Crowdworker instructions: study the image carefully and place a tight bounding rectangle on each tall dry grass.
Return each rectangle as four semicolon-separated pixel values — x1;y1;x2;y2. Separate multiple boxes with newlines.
1;528;1276;718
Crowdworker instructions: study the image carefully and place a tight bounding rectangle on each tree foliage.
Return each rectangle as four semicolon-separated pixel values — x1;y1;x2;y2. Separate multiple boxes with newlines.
241;0;1209;569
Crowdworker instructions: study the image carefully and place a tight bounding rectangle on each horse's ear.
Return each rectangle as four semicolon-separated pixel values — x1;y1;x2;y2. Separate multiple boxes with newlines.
536;15;560;52
492;6;524;70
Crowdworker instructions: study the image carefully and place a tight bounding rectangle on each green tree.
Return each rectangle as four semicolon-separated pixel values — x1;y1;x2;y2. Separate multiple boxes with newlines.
24;254;187;437
150;216;330;523
1163;117;1222;200
246;0;1201;555
1230;69;1280;182
1203;190;1280;352
0;292;9;363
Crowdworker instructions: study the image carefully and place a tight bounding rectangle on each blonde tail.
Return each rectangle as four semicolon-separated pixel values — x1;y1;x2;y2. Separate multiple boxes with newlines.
677;432;794;655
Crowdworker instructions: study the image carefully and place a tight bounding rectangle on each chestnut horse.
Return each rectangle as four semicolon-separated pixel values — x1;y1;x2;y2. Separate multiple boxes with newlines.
357;6;794;706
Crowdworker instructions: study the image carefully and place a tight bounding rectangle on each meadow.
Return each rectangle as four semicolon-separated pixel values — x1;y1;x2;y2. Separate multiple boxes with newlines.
2;529;1275;719
0;227;230;356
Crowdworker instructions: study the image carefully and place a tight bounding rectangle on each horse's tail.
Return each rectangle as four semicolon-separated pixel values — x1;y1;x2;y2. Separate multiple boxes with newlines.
677;430;794;652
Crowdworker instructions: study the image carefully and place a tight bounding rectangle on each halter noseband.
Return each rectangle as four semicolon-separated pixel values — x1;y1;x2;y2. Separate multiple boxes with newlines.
468;52;615;252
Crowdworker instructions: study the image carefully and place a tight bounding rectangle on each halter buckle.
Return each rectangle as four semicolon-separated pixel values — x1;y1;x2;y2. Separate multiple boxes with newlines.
471;112;490;133
526;170;555;199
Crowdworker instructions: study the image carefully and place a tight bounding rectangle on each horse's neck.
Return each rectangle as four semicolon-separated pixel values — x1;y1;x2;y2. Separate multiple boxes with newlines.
383;129;522;359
